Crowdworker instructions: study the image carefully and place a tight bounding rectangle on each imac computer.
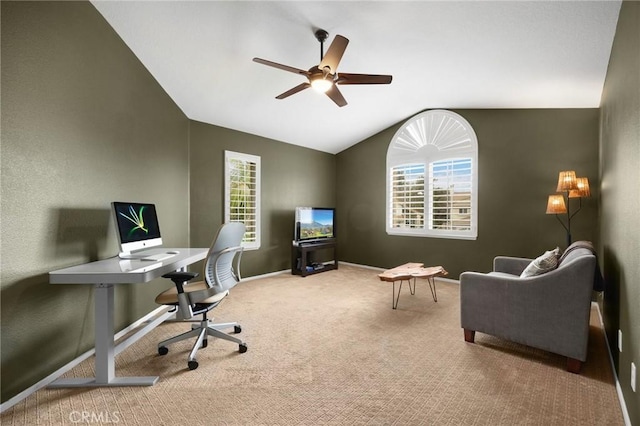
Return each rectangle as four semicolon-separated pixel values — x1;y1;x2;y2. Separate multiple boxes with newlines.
112;202;175;261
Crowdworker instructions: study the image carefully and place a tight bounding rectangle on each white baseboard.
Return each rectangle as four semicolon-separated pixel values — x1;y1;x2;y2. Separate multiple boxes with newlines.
594;302;632;426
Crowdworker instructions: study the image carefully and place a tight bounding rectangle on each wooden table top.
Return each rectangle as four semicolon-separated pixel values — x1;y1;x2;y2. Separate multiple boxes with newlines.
378;263;448;282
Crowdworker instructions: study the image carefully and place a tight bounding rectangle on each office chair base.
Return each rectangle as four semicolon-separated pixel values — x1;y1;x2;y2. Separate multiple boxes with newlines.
157;319;247;370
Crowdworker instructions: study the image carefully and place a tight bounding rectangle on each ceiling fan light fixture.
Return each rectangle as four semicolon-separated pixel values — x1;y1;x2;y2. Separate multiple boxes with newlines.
310;77;333;93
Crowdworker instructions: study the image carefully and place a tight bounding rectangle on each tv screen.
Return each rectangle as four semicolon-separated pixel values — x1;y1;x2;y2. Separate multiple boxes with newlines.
295;207;335;243
112;202;162;256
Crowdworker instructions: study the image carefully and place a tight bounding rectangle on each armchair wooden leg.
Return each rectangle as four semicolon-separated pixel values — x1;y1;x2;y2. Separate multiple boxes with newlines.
567;358;582;374
464;329;475;343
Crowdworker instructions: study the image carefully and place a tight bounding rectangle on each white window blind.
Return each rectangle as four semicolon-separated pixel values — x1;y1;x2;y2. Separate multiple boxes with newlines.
390;164;425;229
429;159;472;231
225;151;261;250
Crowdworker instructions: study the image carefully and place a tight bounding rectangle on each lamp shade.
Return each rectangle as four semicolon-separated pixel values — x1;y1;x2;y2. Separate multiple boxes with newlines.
569;177;591;198
556;170;578;192
546;194;567;214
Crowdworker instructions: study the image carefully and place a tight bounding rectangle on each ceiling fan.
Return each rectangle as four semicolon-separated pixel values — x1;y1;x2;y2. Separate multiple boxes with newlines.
253;29;392;107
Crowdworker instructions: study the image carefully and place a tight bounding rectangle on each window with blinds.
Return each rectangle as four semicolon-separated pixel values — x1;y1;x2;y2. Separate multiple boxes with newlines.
225;151;261;250
390;164;425;229
429;159;472;231
386;110;478;240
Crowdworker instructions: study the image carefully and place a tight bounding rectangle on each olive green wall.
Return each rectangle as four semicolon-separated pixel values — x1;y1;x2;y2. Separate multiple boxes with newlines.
336;109;600;278
1;2;190;402
188;121;336;277
600;1;639;423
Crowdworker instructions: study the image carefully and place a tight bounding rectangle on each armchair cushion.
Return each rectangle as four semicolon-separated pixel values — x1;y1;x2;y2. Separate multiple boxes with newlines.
519;247;560;278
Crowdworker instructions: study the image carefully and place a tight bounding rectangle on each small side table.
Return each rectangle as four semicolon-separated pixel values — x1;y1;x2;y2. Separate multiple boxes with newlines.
378;263;448;309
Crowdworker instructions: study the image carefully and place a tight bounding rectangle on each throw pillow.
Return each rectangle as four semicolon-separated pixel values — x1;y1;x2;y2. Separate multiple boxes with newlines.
520;247;560;278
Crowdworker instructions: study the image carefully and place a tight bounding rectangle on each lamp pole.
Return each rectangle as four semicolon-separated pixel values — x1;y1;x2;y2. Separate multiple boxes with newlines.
565;191;572;247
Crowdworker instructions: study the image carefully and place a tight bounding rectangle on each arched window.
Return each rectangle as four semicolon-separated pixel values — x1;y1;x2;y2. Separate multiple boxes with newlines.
386;110;478;240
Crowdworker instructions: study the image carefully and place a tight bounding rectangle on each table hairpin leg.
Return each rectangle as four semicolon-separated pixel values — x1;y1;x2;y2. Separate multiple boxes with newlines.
426;276;438;302
392;279;409;309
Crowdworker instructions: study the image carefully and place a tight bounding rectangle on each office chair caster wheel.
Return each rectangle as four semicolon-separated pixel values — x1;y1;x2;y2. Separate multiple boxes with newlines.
234;325;242;334
201;339;208;348
158;346;169;355
188;360;199;370
239;343;248;353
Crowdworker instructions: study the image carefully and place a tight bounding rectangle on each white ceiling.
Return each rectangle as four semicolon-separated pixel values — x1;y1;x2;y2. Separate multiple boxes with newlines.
91;1;621;154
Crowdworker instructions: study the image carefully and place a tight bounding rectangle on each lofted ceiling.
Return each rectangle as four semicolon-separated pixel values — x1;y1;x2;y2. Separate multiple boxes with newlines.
91;1;621;154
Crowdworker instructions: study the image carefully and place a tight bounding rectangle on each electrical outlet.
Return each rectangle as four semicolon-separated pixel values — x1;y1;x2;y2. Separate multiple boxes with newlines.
632;362;636;392
618;330;623;352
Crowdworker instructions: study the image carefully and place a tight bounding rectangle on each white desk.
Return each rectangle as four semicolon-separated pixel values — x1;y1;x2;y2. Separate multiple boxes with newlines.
49;247;207;388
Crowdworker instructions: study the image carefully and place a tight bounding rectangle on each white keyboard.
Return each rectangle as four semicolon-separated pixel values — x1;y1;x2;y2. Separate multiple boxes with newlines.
141;253;175;262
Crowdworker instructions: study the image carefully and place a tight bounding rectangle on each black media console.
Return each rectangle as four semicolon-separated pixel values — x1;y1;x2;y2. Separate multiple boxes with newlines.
291;240;337;277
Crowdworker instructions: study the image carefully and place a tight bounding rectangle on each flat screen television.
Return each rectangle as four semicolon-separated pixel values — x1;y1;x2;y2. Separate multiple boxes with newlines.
112;201;162;257
294;207;335;244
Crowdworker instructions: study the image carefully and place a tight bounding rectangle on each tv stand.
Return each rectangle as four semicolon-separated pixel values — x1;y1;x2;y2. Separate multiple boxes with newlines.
291;240;337;277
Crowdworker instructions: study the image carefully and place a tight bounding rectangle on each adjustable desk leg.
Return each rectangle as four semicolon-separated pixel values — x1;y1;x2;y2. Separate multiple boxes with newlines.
95;283;115;383
48;284;159;388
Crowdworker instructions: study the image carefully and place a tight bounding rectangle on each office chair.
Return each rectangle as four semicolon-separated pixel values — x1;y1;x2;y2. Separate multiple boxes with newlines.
155;222;248;370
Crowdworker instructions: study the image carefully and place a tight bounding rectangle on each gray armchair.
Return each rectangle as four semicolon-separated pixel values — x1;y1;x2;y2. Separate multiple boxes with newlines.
459;246;596;373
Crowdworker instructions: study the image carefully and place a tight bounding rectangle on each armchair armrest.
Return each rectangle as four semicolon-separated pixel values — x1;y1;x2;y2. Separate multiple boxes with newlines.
493;256;532;276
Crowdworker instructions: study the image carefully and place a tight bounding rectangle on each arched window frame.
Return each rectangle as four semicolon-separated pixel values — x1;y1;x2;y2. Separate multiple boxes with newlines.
386;110;478;240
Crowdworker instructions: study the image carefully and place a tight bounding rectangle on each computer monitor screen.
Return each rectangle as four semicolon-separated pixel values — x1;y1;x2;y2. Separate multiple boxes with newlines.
112;202;162;256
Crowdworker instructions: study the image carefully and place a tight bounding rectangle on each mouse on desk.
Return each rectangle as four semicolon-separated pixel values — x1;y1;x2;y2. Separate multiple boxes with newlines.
167;251;179;254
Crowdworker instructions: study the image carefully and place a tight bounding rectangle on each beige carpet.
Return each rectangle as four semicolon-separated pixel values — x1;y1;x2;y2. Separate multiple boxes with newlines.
2;264;624;425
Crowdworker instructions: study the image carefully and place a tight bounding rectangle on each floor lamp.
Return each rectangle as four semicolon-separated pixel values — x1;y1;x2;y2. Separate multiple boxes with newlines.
546;171;591;247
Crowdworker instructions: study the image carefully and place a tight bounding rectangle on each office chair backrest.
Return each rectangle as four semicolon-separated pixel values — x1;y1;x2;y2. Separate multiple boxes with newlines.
203;222;246;293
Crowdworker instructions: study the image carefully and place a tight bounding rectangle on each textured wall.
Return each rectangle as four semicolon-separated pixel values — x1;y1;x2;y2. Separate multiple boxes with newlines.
600;1;640;423
1;2;190;402
188;121;336;277
336;109;600;278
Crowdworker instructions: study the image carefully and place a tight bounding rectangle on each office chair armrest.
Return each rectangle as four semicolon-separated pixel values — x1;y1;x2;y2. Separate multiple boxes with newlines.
162;271;199;287
162;271;199;320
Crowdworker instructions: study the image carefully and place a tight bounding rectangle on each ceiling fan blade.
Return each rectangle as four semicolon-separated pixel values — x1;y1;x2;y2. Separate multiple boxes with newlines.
276;82;310;99
325;84;347;107
319;35;349;73
336;73;393;85
253;58;309;76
